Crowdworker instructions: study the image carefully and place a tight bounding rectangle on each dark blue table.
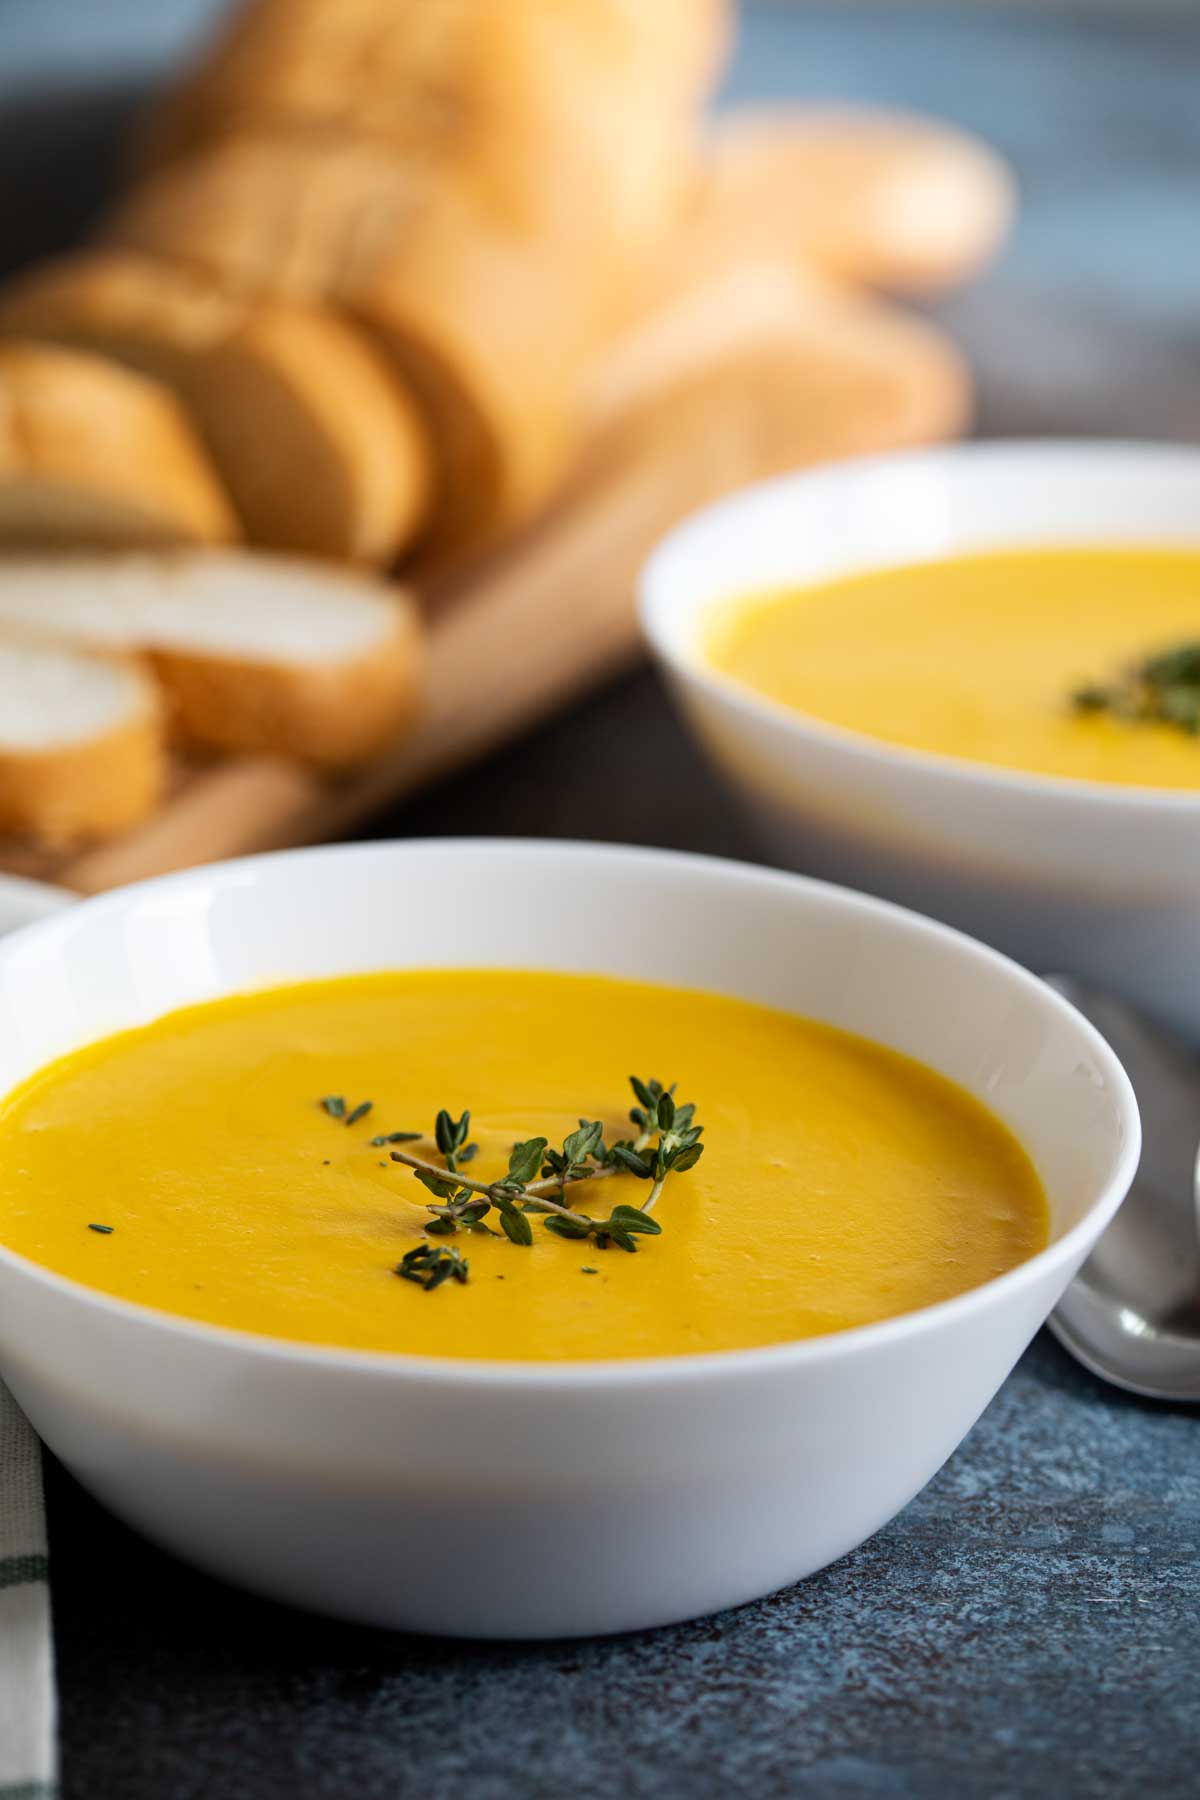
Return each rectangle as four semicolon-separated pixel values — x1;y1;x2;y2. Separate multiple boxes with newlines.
3;6;1198;1794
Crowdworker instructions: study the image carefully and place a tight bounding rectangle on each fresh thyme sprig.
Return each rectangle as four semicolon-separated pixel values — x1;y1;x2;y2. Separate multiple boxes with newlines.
1072;641;1200;736
386;1076;704;1277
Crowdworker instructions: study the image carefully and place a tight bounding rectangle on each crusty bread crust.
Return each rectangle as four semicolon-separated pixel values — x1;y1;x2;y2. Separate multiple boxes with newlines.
0;342;236;549
150;594;424;767
204;302;431;563
0;647;165;843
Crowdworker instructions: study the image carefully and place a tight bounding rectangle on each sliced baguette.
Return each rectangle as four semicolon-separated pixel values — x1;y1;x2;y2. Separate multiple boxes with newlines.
0;251;432;563
0;552;424;768
108;4;733;557
0;342;236;550
0;631;164;842
702;108;1016;295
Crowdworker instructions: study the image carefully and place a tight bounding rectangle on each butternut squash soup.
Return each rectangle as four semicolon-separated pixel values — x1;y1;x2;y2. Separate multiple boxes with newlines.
706;545;1200;787
0;970;1047;1360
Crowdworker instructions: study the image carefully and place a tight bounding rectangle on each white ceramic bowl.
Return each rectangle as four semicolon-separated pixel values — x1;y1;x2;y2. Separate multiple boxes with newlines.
0;841;1138;1638
641;441;1200;1039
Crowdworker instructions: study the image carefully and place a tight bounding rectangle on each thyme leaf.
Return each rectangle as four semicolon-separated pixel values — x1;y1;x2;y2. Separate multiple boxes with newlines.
321;1095;375;1128
1072;640;1200;737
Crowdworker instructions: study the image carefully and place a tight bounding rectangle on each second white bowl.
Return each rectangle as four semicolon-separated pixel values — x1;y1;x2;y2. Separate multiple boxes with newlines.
640;441;1200;1038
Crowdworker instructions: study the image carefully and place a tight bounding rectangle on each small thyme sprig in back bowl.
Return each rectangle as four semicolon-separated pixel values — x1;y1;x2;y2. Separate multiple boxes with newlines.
383;1077;704;1283
1072;641;1200;737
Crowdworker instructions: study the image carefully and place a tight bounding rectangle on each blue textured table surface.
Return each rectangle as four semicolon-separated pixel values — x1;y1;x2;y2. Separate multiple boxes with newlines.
3;5;1199;1796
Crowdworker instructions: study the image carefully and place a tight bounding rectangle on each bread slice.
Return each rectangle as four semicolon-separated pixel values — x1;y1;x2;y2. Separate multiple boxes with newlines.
0;552;424;767
702;108;1016;295
353;184;586;555
0;252;432;563
0;342;236;550
0;631;164;842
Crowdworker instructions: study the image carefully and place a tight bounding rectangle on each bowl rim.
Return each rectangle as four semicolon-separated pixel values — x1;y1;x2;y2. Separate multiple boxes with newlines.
639;436;1200;813
0;838;1142;1391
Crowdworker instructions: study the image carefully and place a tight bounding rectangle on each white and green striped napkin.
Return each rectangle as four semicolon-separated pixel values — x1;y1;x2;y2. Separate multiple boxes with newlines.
0;880;67;1800
0;1378;55;1800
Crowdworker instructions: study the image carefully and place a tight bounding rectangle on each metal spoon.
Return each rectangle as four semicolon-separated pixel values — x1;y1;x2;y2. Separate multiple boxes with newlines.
1045;975;1200;1402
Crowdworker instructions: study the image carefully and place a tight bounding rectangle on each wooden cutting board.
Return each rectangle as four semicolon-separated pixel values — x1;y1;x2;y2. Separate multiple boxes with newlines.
0;306;969;895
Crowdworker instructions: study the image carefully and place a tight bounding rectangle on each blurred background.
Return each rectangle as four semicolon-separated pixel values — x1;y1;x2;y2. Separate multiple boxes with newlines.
2;0;1197;436
0;0;1196;871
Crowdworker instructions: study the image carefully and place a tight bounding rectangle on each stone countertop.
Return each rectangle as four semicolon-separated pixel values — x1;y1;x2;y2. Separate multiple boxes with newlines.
46;1335;1200;1799
3;4;1198;1795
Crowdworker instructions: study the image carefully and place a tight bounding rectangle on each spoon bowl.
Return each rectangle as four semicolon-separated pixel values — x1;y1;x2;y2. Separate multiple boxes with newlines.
1046;975;1200;1402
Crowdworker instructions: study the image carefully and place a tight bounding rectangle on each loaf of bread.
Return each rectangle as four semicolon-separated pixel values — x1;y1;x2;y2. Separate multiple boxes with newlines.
108;1;735;553
0;342;237;550
0;551;423;767
701;108;1016;295
107;136;593;550
107;137;620;552
0;632;165;842
121;1;725;287
0;251;432;563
